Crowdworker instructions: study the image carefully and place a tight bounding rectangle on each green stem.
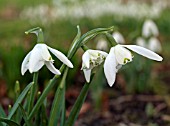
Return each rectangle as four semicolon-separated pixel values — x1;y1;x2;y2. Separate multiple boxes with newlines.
25;27;44;43
81;45;89;51
48;67;68;126
64;75;94;126
28;72;38;113
28;65;65;120
105;33;117;46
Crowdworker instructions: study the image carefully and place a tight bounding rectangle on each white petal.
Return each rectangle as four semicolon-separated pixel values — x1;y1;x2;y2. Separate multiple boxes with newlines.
31;60;44;72
45;62;61;75
82;51;90;68
35;44;52;61
29;47;44;73
83;69;91;83
48;46;73;68
88;49;108;57
21;51;31;75
122;45;163;61
114;45;133;65
104;48;117;87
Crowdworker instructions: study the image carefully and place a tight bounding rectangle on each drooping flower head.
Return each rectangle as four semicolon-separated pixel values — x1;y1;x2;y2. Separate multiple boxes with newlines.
112;31;125;44
148;37;162;53
104;44;163;87
81;49;108;82
21;43;73;75
96;39;108;51
21;27;73;75
142;19;159;38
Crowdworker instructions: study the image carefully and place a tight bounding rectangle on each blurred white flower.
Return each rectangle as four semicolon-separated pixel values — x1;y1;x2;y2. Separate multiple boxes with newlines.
112;31;125;44
104;44;163;87
96;39;108;51
148;37;162;52
142;19;159;38
81;49;108;82
136;37;146;48
21;43;73;75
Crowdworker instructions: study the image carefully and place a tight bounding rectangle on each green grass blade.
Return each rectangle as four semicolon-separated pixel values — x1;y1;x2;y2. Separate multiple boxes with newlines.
18;104;31;126
7;82;34;119
0;105;6;118
0;118;19;126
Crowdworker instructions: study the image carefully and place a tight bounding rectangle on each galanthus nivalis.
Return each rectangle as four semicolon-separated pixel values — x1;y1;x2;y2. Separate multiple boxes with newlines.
81;49;108;82
142;19;159;38
96;39;108;51
104;44;163;87
21;43;73;75
148;37;162;53
112;31;125;44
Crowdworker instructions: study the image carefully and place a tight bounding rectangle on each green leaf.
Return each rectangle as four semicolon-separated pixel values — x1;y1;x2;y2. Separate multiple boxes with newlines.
64;75;94;126
0;117;19;126
7;82;33;119
48;68;68;126
67;25;81;59
18;104;31;126
0;105;6;118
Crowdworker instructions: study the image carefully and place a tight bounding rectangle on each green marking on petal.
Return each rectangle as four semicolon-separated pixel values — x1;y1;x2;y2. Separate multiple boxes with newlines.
124;58;130;64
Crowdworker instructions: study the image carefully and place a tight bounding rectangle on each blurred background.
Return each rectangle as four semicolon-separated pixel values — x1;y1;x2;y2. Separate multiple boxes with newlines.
0;0;170;125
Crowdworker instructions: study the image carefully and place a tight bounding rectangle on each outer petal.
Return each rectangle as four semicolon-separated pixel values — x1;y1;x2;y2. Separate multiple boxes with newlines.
82;51;90;69
114;45;133;65
104;48;117;87
29;47;43;73
45;62;61;75
31;60;44;72
83;69;91;83
88;49;108;57
21;51;31;75
121;45;163;61
47;46;73;68
35;44;52;61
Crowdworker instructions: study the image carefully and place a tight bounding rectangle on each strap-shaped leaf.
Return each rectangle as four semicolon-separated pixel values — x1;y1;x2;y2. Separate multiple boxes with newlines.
18;104;31;126
0;117;19;126
8;82;33;119
0;105;6;118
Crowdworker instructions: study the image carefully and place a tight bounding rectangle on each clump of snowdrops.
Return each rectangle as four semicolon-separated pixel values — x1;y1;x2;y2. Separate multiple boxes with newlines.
0;25;162;126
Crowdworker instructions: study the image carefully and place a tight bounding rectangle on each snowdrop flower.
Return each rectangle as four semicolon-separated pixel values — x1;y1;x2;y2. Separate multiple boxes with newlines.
104;44;163;87
142;19;159;38
112;31;125;44
136;37;146;48
81;49;108;82
148;37;162;52
21;43;73;75
96;39;108;51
